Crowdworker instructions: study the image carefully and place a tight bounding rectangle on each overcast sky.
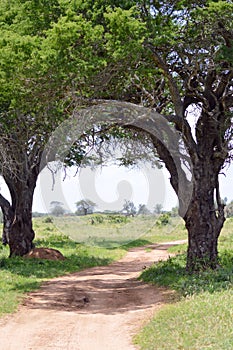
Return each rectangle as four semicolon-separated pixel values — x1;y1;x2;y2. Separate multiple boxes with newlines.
20;161;233;213
0;161;232;214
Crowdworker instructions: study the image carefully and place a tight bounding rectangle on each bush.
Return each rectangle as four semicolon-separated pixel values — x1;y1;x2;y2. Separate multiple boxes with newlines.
107;214;129;224
89;214;129;225
156;213;171;226
43;216;53;223
91;215;104;224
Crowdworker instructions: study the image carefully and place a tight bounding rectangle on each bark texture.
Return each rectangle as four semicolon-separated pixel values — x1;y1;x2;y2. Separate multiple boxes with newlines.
184;168;225;271
0;168;38;257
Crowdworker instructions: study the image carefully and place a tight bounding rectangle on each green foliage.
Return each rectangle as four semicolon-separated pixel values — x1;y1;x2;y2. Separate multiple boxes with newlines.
43;216;53;223
156;213;171;226
91;214;129;224
107;214;129;224
91;214;105;224
104;6;145;59
0;0;231;142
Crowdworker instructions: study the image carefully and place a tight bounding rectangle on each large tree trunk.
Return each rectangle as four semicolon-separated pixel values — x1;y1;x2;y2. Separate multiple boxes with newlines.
183;163;225;272
149;116;226;272
1;172;37;257
9;191;36;257
0;194;14;245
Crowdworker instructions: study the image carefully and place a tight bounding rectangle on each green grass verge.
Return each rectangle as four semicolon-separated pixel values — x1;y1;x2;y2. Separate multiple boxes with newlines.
140;252;233;296
135;218;233;350
135;290;233;350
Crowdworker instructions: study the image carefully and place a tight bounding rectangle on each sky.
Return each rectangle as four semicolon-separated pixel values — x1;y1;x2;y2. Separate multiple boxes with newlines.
0;160;232;214
36;163;170;213
0;159;231;214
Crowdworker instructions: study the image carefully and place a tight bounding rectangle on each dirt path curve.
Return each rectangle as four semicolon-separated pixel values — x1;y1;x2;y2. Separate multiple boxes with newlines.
0;240;186;350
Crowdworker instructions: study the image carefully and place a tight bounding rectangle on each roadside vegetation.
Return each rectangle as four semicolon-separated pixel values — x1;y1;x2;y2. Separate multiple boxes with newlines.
135;218;233;350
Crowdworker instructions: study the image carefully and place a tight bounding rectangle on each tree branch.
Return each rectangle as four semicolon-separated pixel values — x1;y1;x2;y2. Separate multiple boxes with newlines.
217;22;233;48
216;70;233;99
145;44;183;116
165;114;198;163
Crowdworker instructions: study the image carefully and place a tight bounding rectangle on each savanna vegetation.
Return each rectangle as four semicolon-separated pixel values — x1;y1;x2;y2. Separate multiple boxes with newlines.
0;1;231;348
0;0;232;273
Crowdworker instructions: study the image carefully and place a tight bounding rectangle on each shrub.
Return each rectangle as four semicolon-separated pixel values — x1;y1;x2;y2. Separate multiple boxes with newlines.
107;214;129;224
43;216;53;223
156;213;171;226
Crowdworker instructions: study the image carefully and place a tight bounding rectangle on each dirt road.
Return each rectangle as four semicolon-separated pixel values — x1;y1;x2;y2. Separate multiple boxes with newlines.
0;241;185;350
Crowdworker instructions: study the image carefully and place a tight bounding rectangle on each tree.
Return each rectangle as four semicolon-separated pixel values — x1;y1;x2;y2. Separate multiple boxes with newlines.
101;1;233;271
0;0;232;273
137;204;151;215
154;204;163;215
171;206;179;218
122;200;137;217
75;199;96;216
0;0;155;256
0;0;115;256
51;206;65;217
0;1;63;254
225;201;233;218
50;201;65;217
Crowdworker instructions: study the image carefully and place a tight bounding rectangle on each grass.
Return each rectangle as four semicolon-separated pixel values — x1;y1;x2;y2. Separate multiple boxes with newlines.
139;251;233;296
135;218;233;350
47;214;187;248
135;291;233;350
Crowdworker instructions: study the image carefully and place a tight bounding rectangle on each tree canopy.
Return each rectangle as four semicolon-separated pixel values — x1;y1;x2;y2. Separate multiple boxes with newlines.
0;0;232;271
75;199;96;215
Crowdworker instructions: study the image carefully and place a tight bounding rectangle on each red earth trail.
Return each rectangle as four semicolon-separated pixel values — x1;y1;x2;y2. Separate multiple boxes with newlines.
0;240;186;350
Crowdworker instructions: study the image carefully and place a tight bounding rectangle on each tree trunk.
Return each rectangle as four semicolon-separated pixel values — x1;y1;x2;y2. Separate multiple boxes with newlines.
9;195;35;257
1;173;37;257
183;166;225;272
0;194;14;245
